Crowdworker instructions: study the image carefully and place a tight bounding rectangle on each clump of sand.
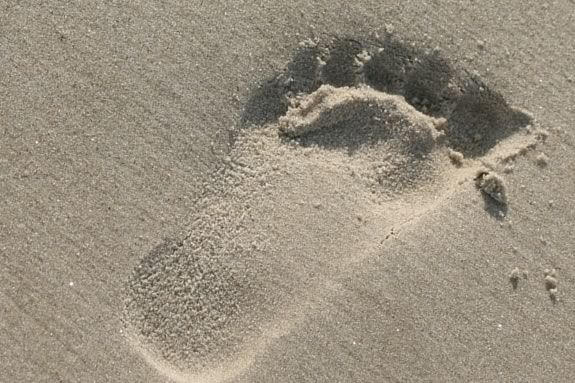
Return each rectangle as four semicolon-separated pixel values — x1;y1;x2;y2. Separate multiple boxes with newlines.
475;169;507;204
509;267;529;289
279;85;443;140
447;148;464;167
544;268;558;302
536;152;549;167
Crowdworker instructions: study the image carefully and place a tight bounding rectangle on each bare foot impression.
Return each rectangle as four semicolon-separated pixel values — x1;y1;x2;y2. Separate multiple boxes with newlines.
124;35;546;382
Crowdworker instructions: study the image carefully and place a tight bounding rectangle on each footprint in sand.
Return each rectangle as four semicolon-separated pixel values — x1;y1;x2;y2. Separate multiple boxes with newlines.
124;35;543;381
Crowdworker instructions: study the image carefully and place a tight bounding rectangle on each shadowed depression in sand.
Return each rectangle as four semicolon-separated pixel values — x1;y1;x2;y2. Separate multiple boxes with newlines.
124;35;544;381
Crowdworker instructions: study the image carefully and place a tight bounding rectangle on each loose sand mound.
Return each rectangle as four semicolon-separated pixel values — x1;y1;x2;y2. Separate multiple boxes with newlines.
279;85;447;193
124;35;545;381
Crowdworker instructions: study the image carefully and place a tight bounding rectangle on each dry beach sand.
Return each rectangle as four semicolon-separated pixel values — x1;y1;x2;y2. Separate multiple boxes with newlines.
1;1;575;382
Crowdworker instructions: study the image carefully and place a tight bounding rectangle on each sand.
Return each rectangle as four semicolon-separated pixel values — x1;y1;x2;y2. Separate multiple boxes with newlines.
1;1;574;382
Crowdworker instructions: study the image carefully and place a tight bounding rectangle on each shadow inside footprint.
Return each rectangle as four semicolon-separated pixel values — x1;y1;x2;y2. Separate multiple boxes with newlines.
363;36;416;95
321;38;363;87
243;34;532;157
446;79;532;157
403;50;455;115
241;45;322;128
363;36;457;116
240;77;289;128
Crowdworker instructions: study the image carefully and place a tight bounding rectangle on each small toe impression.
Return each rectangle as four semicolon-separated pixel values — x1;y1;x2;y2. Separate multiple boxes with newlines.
403;51;454;115
321;38;364;87
241;45;322;128
446;81;532;157
363;37;416;94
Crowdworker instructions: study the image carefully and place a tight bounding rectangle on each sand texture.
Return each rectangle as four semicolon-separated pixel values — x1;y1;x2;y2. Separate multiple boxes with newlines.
1;1;574;382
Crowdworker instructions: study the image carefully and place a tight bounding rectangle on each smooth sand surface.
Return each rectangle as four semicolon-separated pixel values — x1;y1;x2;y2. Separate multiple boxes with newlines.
1;1;574;382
